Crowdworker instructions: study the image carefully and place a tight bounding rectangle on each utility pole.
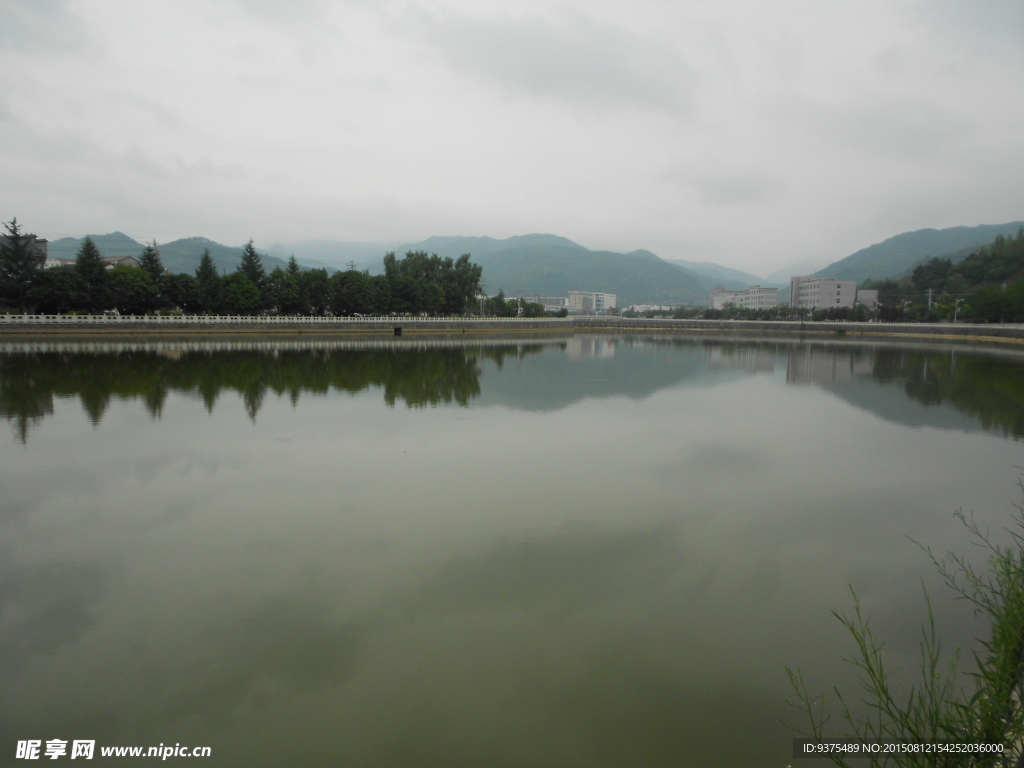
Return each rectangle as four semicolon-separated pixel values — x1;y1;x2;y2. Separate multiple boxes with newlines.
927;288;932;310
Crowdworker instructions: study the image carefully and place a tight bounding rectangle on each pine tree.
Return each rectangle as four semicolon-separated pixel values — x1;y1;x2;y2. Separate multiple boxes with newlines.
138;241;165;286
238;239;267;309
0;218;44;311
74;236;110;312
286;254;300;276
194;249;220;313
238;239;265;288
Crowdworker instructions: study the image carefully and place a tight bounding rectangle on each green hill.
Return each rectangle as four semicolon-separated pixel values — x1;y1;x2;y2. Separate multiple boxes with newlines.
158;237;289;275
664;259;776;292
48;232;147;261
816;221;1024;282
47;233;290;275
393;234;708;306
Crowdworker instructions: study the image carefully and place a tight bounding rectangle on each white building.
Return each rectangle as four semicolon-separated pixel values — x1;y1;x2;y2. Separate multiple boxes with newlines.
533;296;569;313
789;276;858;309
568;290;616;314
709;285;779;310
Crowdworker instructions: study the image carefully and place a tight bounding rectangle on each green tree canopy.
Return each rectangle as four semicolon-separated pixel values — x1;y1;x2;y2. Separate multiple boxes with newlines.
108;265;158;315
138;241;166;287
382;250;482;315
27;266;87;314
221;272;261;315
194;249;221;313
298;268;329;316
267;267;302;315
0;218;44;311
163;273;201;313
237;239;266;296
74;236;111;312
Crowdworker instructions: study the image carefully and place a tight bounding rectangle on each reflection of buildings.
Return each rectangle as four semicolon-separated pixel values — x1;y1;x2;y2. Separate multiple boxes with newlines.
708;346;776;373
786;346;874;385
709;285;779;310
568;290;616;314
567;336;616;360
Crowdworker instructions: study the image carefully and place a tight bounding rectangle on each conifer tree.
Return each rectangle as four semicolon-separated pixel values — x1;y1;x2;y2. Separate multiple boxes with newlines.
194;249;220;313
0;218;44;311
238;239;267;308
238;239;265;289
74;236;110;312
138;241;165;287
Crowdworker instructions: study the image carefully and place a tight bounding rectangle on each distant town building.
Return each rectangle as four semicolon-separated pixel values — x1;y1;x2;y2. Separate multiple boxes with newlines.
626;304;673;313
789;276;878;309
533;296;569;313
709;285;779;310
789;276;858;309
102;256;140;269
568;290;616;314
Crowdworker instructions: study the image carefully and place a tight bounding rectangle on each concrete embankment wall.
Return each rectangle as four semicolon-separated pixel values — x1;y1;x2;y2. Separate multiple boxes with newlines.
2;314;1024;345
575;317;1024;345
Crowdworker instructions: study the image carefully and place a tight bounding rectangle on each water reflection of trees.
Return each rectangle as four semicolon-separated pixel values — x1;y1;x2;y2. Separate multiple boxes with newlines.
782;343;1024;439
667;338;1024;440
871;347;1024;438
0;344;545;443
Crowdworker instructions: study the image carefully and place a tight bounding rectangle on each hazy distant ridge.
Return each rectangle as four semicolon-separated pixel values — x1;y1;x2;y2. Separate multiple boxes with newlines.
48;233;290;275
391;234;708;306
664;259;777;292
815;221;1024;282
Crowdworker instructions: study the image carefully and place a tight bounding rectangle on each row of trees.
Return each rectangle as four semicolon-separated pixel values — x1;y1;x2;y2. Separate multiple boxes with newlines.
860;228;1024;323
0;220;486;316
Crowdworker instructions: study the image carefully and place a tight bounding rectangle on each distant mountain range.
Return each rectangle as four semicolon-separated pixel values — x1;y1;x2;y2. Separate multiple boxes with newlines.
814;221;1024;283
43;219;1024;306
663;259;780;292
47;233;291;276
384;234;709;306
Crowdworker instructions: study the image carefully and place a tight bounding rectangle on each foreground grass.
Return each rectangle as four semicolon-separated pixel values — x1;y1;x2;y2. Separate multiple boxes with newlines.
788;482;1024;768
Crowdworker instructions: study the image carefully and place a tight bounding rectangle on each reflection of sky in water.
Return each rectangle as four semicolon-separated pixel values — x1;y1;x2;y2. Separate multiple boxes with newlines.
1;337;1023;767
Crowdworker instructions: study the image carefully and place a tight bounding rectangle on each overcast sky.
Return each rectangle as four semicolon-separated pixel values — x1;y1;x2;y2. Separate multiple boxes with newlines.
2;0;1022;276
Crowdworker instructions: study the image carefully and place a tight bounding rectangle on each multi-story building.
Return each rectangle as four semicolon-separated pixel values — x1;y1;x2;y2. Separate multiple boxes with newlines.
709;285;779;310
789;276;858;309
568;290;616;314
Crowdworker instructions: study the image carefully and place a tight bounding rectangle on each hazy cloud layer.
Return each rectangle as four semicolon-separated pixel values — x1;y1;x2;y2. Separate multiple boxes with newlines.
1;0;1021;275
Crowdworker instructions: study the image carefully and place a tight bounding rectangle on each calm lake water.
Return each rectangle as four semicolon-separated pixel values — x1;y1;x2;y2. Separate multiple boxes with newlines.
2;334;1023;767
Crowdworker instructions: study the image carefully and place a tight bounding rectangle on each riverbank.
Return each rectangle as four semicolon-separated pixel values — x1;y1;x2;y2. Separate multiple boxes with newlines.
2;314;1024;345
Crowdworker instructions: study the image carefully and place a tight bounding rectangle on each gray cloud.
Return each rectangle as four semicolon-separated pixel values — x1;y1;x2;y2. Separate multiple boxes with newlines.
914;0;1024;60
769;92;976;161
0;0;83;51
396;6;696;114
0;1;1022;275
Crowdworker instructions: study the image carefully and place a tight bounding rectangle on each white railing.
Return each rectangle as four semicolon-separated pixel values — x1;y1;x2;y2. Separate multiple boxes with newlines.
0;314;574;325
